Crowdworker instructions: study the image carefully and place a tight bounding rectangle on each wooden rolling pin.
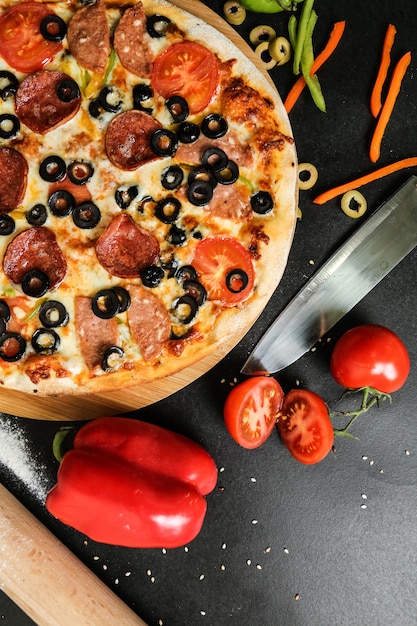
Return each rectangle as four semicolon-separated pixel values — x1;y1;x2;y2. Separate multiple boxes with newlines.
0;484;147;626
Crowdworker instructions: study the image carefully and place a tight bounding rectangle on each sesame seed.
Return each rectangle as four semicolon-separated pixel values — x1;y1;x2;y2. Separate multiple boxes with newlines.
362;455;368;460
294;593;300;601
200;611;206;616
150;577;155;583
250;477;257;483
219;467;225;473
93;555;99;561
222;543;227;549
246;559;252;565
102;564;108;571
405;450;411;456
284;548;289;554
369;460;374;466
199;574;205;581
361;493;367;499
184;546;189;552
125;571;131;577
114;578;119;585
147;569;152;576
360;504;367;509
220;564;226;571
256;564;262;570
264;547;271;553
251;519;258;524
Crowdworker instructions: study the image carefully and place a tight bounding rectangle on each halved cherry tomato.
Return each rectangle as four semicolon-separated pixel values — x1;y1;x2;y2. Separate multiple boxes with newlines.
330;324;410;394
151;42;220;114
0;2;63;73
224;376;284;449
277;389;334;464
192;236;255;306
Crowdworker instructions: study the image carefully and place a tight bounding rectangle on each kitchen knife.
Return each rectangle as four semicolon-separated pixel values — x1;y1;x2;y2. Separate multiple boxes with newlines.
241;175;417;375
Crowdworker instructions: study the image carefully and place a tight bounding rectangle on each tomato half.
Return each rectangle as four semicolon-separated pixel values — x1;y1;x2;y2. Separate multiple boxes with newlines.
277;389;334;464
0;3;62;73
192;236;255;306
330;324;410;394
151;42;220;115
224;377;284;449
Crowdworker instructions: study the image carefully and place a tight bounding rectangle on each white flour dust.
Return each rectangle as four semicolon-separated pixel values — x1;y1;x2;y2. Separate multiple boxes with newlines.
0;415;49;501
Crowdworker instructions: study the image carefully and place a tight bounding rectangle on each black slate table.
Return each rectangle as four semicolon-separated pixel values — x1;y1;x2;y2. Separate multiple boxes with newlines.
1;1;417;624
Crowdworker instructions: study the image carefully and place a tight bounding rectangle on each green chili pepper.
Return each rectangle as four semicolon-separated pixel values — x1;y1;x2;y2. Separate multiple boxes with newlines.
300;9;326;111
239;0;303;14
292;0;314;74
288;14;298;49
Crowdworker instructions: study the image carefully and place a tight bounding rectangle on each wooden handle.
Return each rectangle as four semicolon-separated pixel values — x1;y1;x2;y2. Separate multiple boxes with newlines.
0;484;147;626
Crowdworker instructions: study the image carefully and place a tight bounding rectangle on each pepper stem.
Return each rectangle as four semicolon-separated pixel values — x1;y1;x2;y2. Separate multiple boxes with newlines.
331;387;392;438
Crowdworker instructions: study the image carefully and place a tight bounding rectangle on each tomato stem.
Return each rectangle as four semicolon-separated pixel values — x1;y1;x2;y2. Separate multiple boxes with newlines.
331;387;392;438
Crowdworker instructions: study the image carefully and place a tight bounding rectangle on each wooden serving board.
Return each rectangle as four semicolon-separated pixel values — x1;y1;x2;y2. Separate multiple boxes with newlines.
0;1;286;422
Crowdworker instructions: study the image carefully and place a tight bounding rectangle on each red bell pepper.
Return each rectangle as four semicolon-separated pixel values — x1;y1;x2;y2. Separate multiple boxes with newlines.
46;418;218;548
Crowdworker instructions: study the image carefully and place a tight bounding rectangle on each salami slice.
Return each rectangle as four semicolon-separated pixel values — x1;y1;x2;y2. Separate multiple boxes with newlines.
67;0;110;75
113;4;153;78
105;110;162;170
127;285;171;361
0;147;28;213
75;296;119;371
15;71;81;134
95;214;159;278
3;227;67;290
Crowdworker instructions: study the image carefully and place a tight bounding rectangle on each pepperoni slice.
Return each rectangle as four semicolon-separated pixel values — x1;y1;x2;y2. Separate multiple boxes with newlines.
15;71;81;134
75;296;119;371
105;110;162;170
3;227;67;290
127;286;170;361
95;214;159;278
0;147;28;213
67;0;110;75
113;4;153;78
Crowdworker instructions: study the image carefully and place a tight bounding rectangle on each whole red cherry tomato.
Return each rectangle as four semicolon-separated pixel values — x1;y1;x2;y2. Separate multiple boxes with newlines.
330;325;410;393
277;389;334;464
224;376;284;449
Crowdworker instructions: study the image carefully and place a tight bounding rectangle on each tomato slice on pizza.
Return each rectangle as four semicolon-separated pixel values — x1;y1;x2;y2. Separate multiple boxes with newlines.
0;2;63;73
151;41;220;114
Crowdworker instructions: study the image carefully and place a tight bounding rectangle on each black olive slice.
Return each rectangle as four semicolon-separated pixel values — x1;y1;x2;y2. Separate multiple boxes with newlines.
0;215;15;236
165;96;189;123
177;121;200;144
183;280;207;306
67;161;94;185
201;113;228;139
0;70;19;100
115;185;139;209
31;328;60;355
154;197;181;224
48;189;76;217
175;265;198;283
188;166;217;189
140;265;165;288
92;289;120;319
132;84;153;113
225;268;249;294
101;345;124;372
56;79;80;103
27;204;48;226
147;14;171;38
0;332;26;362
0;114;20;139
72;202;101;229
39;300;69;328
250;190;274;214
137;195;156;215
21;269;50;298
168;224;186;246
151;129;178;157
187;180;213;206
40;15;67;42
201;147;229;173
214;160;239;185
40;155;66;183
98;85;123;114
0;299;11;323
161;165;184;190
173;295;198;325
112;287;131;313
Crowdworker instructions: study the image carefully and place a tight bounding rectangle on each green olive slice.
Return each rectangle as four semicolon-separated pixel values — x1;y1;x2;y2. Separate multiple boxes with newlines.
269;36;292;65
249;25;276;47
298;163;318;190
341;190;367;218
223;1;246;25
255;41;277;70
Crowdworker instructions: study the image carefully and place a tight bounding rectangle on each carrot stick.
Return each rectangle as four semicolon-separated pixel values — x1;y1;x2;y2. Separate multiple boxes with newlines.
370;24;397;118
369;51;411;163
284;21;346;113
313;157;417;205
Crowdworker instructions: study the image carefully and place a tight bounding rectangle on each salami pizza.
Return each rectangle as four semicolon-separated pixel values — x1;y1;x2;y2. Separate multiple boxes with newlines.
0;0;297;396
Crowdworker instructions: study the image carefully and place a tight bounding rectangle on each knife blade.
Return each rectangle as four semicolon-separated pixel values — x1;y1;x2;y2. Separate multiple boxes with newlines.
241;175;417;375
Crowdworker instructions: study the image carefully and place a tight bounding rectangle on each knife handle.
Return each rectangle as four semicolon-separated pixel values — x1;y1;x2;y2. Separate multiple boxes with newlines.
0;484;147;626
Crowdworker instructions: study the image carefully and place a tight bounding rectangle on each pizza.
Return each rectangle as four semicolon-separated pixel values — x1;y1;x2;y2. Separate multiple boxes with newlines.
0;0;297;396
